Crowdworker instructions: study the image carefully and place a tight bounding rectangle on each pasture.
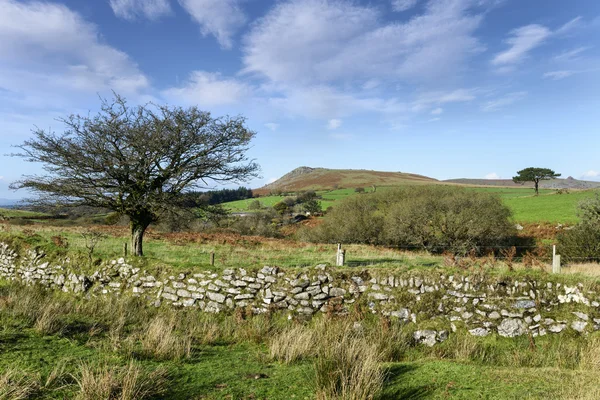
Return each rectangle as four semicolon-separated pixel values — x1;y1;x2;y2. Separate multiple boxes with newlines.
224;186;599;224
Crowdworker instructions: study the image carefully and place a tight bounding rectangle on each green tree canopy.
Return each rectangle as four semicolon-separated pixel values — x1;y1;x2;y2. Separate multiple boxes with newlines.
11;95;260;256
512;167;561;195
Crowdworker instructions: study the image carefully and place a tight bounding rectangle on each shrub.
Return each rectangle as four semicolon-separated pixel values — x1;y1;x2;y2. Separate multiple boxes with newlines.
273;201;289;215
303;199;322;214
302;186;514;254
558;195;600;263
247;199;262;210
354;187;365;193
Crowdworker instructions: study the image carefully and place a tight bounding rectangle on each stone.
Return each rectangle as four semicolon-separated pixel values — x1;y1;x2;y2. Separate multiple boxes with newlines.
571;321;588;332
414;330;437;347
498;318;528;338
207;292;226;303
390;308;410;319
368;292;389;301
176;289;191;298
548;324;566;333
469;328;490;337
572;311;589;321
329;287;346;297
514;300;536;309
488;311;501;320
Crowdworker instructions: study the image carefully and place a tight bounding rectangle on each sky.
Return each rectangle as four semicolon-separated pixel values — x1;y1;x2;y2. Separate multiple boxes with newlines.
1;0;600;199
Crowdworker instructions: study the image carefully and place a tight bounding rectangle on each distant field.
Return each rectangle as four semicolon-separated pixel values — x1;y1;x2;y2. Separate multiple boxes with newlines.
0;207;48;218
224;186;597;224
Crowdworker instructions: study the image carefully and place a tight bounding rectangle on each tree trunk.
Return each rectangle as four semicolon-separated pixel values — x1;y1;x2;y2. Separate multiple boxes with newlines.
534;179;539;196
131;220;150;256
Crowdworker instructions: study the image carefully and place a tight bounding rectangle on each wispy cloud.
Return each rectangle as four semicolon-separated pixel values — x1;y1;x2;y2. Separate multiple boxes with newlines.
582;170;600;180
329;132;354;140
554;46;591;62
543;70;576;80
0;0;149;108
484;172;501;179
492;24;551;66
430;107;443;115
265;122;279;131
243;0;486;84
481;91;527;112
109;0;171;20
178;0;246;49
412;89;477;112
162;71;251;106
391;0;419;12
327;118;342;130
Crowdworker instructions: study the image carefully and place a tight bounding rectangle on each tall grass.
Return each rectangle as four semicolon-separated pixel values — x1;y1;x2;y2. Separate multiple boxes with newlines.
75;361;168;400
0;369;40;400
139;316;192;361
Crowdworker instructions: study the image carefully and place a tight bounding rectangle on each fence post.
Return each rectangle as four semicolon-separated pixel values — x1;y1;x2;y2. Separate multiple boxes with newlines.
552;245;561;274
336;244;345;267
210;252;215;266
123;243;128;257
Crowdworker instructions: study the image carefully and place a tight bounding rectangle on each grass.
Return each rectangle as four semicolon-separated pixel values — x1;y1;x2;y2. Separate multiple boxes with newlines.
0;223;441;271
4;267;600;398
0;207;49;219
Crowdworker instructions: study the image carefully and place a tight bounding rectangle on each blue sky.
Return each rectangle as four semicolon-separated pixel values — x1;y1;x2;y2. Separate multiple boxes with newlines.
1;0;599;199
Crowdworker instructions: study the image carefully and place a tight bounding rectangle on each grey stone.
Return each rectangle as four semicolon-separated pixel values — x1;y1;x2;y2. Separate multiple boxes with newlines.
571;321;588;332
548;324;566;333
329;287;346;297
414;330;437;347
572;311;589;321
368;292;389;301
498;318;528;338
207;292;226;303
488;311;501;320
469;328;490;337
176;289;191;298
514;300;536;309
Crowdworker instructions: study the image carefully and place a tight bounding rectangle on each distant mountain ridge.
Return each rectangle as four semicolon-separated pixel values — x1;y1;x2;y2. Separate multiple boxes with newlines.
256;167;437;193
444;177;600;190
256;167;600;193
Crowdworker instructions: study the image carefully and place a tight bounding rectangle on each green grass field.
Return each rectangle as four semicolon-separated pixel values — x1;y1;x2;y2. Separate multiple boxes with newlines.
0;207;49;218
223;186;599;224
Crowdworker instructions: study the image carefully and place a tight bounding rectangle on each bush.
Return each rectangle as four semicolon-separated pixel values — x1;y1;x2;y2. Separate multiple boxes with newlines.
355;187;365;193
301;186;514;254
558;195;600;263
303;199;322;214
247;199;262;210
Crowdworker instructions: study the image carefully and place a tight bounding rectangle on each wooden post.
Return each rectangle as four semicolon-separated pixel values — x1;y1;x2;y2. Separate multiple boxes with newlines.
210;252;215;266
123;243;128;257
552;245;561;274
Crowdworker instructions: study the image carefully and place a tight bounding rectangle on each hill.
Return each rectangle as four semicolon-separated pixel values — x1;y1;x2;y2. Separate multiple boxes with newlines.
256;167;436;194
444;177;600;190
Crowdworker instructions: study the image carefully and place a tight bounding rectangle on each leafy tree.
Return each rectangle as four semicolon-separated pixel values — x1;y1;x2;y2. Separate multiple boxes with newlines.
513;167;561;195
303;199;322;214
273;201;289;215
247;199;262;210
11;95;259;256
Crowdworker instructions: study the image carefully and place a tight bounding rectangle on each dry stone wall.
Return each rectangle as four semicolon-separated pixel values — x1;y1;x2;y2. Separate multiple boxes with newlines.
1;242;600;345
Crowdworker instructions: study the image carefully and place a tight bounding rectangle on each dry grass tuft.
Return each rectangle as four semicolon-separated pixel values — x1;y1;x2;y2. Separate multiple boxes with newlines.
269;324;316;364
75;361;168;400
0;369;40;400
139;316;192;360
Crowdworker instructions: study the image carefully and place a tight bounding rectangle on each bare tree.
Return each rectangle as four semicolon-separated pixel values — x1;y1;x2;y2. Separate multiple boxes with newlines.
11;95;260;256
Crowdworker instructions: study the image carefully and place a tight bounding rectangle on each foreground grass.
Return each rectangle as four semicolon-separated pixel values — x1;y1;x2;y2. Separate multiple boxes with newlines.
0;224;441;271
2;283;600;399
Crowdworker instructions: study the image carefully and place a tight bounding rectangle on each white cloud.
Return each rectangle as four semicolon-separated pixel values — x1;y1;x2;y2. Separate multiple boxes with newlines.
392;0;419;12
162;71;251;106
555;16;583;36
427;117;440;122
543;70;575;80
481;91;527;112
265;122;279;131
492;24;551;66
109;0;171;20
484;172;500;179
554;46;591;62
0;0;149;101
327;118;342;130
243;0;485;85
582;170;600;180
178;0;246;49
430;107;443;115
267;85;408;119
0;176;4;181
412;88;476;112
